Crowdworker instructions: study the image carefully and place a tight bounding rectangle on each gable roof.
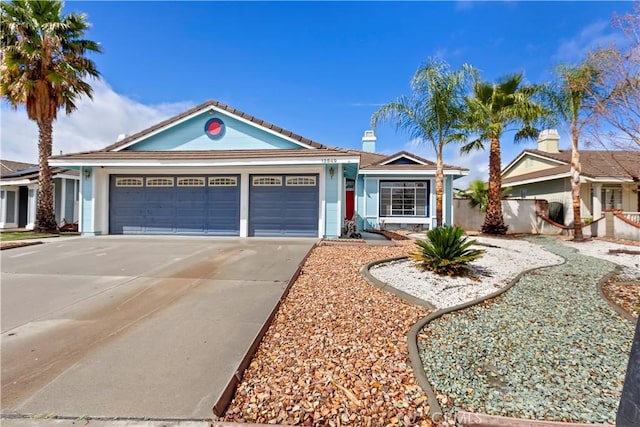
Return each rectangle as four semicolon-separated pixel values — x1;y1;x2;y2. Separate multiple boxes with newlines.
48;99;467;173
502;149;640;184
0;159;35;177
104;100;328;152
374;151;431;166
359;150;467;172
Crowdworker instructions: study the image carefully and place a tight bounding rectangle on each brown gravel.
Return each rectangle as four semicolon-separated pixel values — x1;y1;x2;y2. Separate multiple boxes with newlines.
603;278;640;318
223;241;434;426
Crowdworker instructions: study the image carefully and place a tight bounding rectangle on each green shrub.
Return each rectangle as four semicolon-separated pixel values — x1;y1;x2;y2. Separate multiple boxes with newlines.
412;226;485;275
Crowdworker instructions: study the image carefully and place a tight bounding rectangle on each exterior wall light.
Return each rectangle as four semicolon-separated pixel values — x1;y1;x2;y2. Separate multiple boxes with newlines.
329;166;335;179
84;168;91;179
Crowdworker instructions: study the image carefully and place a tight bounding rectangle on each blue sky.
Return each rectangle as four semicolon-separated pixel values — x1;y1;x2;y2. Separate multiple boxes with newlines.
1;1;633;186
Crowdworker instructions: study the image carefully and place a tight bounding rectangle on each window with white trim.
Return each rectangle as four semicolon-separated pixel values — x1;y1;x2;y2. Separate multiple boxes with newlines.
252;176;282;186
379;181;428;217
286;176;316;186
602;186;623;210
177;177;205;187
209;176;238;186
115;177;143;187
146;177;174;187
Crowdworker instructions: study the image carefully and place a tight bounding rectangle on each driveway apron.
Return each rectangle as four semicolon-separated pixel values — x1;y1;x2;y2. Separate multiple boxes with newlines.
1;236;315;419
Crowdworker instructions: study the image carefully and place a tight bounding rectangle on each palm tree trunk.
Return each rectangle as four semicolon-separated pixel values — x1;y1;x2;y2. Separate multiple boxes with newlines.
482;137;508;234
570;123;584;241
35;119;58;232
435;152;444;227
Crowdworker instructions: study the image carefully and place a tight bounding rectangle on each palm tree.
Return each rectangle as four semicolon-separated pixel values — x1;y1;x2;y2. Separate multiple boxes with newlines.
1;0;101;231
371;59;475;227
455;179;511;213
545;63;602;241
460;74;549;234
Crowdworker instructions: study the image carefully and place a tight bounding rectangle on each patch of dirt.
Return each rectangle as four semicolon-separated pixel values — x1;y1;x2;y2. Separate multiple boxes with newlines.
223;241;434;426
0;241;43;250
603;277;640;319
373;230;411;241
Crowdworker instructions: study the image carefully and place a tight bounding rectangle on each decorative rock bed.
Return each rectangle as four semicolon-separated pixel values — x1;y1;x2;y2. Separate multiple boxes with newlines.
370;236;563;309
417;236;635;424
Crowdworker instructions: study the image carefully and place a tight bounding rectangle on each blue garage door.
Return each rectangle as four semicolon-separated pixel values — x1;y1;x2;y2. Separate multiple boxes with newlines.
109;175;240;235
249;174;319;237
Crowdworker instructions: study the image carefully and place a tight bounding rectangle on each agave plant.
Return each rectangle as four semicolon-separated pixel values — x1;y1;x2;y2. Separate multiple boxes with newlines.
412;226;485;275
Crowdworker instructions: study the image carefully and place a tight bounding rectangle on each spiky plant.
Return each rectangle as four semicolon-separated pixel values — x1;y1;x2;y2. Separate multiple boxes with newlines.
412;226;485;275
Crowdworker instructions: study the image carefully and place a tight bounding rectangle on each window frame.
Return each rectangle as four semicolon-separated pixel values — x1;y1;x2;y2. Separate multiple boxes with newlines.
209;176;238;187
379;180;429;217
252;176;283;186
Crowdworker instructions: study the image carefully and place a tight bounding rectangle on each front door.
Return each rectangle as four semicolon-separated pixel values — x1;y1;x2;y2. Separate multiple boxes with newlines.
345;179;355;220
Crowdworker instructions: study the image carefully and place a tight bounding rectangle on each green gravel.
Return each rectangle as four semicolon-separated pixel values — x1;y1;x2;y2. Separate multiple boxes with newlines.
418;236;635;423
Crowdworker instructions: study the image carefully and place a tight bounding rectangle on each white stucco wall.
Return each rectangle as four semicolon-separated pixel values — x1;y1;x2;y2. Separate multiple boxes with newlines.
454;198;546;234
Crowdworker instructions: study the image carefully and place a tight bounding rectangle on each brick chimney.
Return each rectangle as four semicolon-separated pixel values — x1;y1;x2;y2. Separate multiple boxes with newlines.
537;129;560;153
362;130;376;152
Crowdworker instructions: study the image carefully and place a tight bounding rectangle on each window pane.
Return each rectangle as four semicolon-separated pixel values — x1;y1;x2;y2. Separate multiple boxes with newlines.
379;181;428;217
6;191;15;223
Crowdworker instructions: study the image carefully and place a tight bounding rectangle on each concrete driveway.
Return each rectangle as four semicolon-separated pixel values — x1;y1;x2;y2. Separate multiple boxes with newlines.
1;236;315;420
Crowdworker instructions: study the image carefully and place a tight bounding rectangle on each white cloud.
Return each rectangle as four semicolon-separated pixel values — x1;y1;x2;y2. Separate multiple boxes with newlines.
553;19;624;64
0;79;193;163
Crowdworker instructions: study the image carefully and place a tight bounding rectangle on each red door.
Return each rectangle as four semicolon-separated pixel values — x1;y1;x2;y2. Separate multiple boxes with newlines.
345;179;355;219
345;190;355;219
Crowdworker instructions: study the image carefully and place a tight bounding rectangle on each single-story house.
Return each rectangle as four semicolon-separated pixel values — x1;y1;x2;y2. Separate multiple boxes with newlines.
0;159;80;229
48;100;468;238
501;129;640;225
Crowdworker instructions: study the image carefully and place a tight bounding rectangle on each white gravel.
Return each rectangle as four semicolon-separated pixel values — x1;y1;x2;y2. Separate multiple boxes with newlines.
558;238;640;280
370;236;563;309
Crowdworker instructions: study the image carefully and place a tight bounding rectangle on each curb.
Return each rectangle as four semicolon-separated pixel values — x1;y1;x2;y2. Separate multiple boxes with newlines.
212;242;318;417
360;257;436;310
0;241;44;251
1;413;290;426
456;410;614;427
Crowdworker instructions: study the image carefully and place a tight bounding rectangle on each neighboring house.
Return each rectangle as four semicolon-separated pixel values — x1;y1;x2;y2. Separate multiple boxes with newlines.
0;160;80;229
501;129;640;225
48;100;468;238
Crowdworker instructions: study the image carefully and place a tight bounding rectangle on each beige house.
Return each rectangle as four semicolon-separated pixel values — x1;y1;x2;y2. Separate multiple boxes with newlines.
501;130;639;226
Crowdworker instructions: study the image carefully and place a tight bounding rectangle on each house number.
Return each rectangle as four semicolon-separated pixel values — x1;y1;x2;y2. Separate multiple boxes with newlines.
321;159;337;163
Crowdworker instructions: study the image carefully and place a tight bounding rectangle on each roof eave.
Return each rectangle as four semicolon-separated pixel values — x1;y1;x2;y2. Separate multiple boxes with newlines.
49;155;361;168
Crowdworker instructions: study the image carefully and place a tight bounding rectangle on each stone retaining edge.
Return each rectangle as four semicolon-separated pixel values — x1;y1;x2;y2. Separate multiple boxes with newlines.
456;410;613;427
212;242;319;418
360;257;436;310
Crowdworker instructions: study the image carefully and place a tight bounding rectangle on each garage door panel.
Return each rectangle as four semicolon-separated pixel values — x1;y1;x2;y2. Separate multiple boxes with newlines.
249;174;318;237
110;175;240;236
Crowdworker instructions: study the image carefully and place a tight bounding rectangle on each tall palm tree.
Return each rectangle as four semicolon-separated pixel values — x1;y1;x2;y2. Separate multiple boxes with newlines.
460;74;549;234
1;0;101;231
371;59;475;227
545;63;602;241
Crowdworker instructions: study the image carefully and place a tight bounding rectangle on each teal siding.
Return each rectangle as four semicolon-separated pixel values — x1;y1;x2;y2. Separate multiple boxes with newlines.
324;165;340;237
355;174;365;230
81;167;93;234
364;178;378;229
343;163;358;180
128;111;304;151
